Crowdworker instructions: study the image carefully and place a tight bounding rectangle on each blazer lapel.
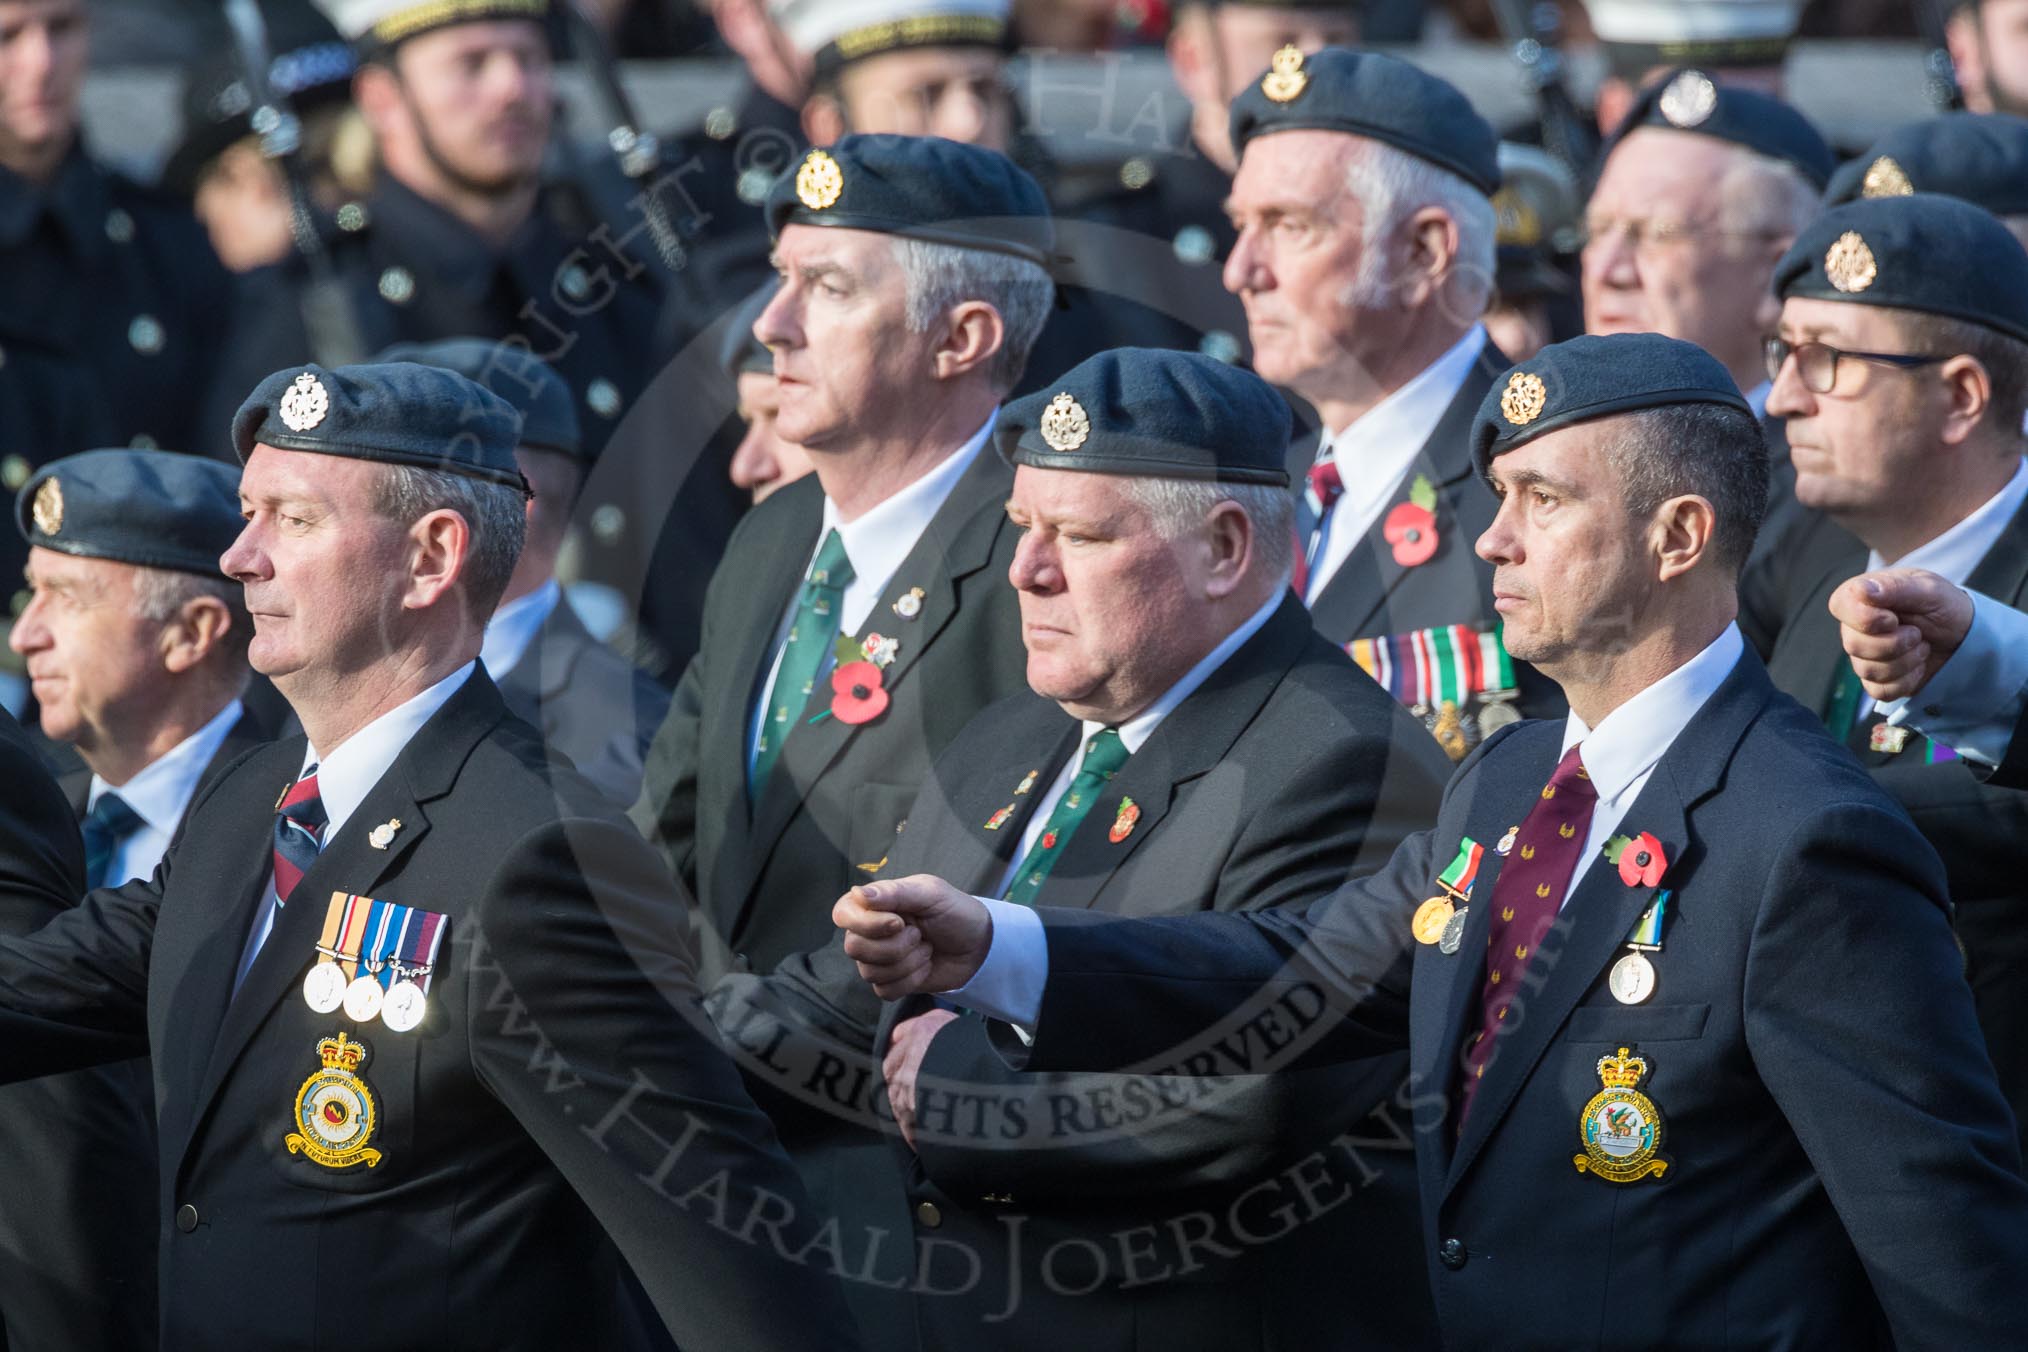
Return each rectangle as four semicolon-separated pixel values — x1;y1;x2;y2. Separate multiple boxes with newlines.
939;719;1078;896
182;674;504;1154
743;450;1012;876
1308;347;1502;642
1964;491;2028;606
1442;654;1772;1194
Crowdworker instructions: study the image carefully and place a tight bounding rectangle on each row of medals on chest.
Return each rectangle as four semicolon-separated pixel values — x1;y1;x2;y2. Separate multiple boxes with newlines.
302;940;432;1032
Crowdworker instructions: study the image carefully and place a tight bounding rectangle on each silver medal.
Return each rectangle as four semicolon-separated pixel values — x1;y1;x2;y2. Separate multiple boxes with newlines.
342;974;385;1023
381;980;427;1033
1609;951;1656;1005
1438;908;1469;955
302;960;347;1014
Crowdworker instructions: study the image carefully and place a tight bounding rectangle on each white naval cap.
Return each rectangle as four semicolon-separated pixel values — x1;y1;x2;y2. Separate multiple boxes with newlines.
1581;0;1804;73
767;0;1011;76
316;0;547;52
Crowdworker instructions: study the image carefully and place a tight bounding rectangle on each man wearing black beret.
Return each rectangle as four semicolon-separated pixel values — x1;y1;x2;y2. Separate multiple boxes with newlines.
1827;111;2028;248
376;337;668;807
1758;192;2028;1145
1221;45;1561;762
633;133;1046;985
840;331;2028;1346
0;361;864;1348
0;450;254;1348
719;347;1451;1348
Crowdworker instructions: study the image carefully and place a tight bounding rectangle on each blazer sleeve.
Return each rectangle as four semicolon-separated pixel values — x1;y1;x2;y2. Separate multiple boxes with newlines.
914;712;1446;1199
630;651;703;889
1743;797;2028;1342
466;815;865;1352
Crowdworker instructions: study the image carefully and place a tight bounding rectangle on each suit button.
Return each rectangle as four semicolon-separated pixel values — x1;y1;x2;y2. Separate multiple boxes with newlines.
175;1204;199;1233
1439;1237;1467;1270
915;1201;942;1229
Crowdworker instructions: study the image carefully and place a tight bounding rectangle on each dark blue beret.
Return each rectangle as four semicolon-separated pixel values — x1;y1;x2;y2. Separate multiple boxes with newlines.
373;338;583;463
1228;46;1499;196
1826;113;2028;217
1772;193;2028;345
766;134;1053;267
16;449;243;578
1471;333;1748;477
1603;68;1834;190
231;362;530;492
998;348;1291;486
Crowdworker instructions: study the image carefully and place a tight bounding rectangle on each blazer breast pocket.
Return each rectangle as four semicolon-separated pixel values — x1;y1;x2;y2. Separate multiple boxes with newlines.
1563;1002;1710;1045
269;1023;421;1194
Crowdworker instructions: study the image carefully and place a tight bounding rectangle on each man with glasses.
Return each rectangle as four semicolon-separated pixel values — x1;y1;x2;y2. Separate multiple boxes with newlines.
1760;192;2028;1143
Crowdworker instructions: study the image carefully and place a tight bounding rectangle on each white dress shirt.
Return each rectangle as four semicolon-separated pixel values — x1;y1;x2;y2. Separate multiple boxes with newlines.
1887;591;2028;768
1856;458;2028;721
87;698;245;887
959;624;1747;1030
233;662;476;990
747;414;994;767
1744;379;1771;420
481;578;561;682
1303;324;1487;603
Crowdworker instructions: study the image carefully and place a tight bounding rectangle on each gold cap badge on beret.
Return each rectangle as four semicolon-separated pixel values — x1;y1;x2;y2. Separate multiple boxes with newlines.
31;478;62;536
1861;155;1914;199
1039;393;1091;452
1824;231;1878;294
1501;371;1547;427
1261;45;1309;104
278;372;330;433
796;150;844;211
1657;70;1717;129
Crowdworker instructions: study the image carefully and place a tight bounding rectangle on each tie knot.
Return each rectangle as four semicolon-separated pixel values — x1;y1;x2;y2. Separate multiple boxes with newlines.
1077;728;1130;780
1307;458;1345;511
87;791;144;839
1546;745;1597;801
279;770;327;830
807;528;855;592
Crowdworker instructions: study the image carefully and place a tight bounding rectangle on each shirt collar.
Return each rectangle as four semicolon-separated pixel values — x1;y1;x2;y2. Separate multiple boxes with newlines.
1083;590;1284;756
820;412;995;590
88;699;246;834
1559;623;1745;805
1744;379;1771;419
481;579;561;680
1321;324;1486;464
299;663;476;843
1867;457;2028;584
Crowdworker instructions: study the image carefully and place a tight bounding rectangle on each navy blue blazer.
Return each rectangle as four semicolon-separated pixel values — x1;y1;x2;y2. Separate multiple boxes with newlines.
999;648;2028;1348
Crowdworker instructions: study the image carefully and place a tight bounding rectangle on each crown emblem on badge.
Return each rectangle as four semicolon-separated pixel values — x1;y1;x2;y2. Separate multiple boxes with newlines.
1501;370;1547;426
317;1032;369;1072
1657;70;1717;128
278;371;330;432
796;149;844;210
1261;44;1308;103
1861;155;1914;199
1039;392;1091;451
1824;230;1878;293
30;478;62;535
1596;1046;1648;1089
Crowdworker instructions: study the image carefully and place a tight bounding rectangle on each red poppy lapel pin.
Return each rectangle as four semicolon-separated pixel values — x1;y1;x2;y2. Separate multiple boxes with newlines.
1604;831;1669;888
1382;474;1440;568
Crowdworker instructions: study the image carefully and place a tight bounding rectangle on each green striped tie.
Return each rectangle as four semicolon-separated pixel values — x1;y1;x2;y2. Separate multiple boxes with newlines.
1004;729;1130;902
751;529;854;801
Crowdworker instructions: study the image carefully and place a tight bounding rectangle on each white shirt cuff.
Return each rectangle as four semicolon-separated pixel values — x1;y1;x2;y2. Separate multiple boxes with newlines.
949;896;1047;1036
1884;590;2028;768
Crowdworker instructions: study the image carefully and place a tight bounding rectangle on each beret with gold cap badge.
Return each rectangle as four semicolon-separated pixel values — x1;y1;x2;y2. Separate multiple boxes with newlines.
997;347;1291;487
16;449;244;578
231;361;531;493
1471;332;1749;479
1825;113;2028;218
1772;193;2028;346
1227;46;1500;196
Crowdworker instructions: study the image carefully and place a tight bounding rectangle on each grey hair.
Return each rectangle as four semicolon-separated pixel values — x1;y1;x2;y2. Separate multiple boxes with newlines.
369;464;527;622
892;238;1055;393
1601;402;1769;574
132;568;253;660
1342;140;1498;317
1714;148;1820;239
1123;477;1296;587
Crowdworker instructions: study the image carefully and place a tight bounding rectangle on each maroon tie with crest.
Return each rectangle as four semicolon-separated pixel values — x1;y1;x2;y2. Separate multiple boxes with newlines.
1455;745;1598;1127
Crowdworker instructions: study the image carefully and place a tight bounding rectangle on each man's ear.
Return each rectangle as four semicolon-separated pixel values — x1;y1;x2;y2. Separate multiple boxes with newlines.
1652;493;1717;583
159;595;234;675
930;300;1006;381
404;509;470;613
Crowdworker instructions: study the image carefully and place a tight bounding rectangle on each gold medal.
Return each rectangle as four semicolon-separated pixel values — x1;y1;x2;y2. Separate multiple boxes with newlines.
1573;1047;1669;1183
1412;896;1455;945
283;1033;383;1169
